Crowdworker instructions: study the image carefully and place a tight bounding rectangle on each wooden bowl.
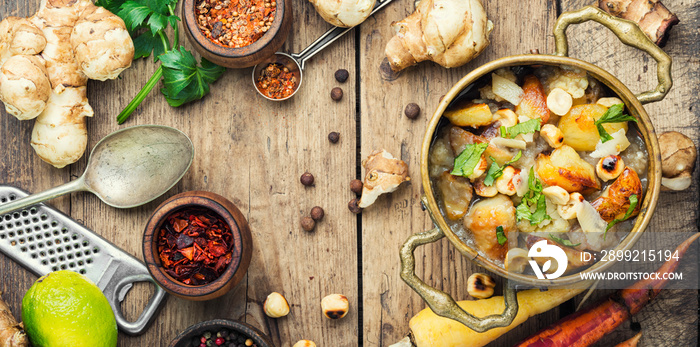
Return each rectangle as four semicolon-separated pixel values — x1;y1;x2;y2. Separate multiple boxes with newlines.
182;0;293;68
168;319;274;347
143;191;252;301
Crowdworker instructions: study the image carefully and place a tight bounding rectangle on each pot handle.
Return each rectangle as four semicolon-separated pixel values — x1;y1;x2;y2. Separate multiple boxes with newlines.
553;6;672;105
399;227;519;332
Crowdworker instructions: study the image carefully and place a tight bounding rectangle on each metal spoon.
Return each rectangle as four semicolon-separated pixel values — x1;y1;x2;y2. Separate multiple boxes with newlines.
0;125;194;216
252;0;396;101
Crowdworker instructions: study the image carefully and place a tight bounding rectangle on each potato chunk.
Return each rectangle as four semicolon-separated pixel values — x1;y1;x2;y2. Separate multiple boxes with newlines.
515;75;549;124
463;194;516;262
590;167;642;222
436;172;473;220
443;101;493;128
558;104;628;151
536;145;600;192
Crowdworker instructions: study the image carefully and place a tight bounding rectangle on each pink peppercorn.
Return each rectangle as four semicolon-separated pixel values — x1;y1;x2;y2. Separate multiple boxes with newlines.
215;337;226;345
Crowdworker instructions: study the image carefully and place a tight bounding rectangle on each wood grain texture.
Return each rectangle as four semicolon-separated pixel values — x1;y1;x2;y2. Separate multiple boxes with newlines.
0;0;698;346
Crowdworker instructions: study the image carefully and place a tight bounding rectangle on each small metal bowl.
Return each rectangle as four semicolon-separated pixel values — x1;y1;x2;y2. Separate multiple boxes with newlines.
182;0;293;68
168;319;274;347
142;191;253;301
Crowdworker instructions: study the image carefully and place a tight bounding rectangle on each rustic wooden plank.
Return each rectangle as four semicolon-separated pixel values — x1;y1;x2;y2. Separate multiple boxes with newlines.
1;1;359;346
559;0;699;345
359;0;561;345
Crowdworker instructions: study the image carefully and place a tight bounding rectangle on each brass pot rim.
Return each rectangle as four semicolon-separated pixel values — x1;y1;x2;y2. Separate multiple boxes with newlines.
420;54;662;287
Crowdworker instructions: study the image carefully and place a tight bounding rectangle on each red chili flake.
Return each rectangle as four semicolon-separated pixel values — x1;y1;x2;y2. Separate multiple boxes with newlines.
256;63;297;99
157;208;234;285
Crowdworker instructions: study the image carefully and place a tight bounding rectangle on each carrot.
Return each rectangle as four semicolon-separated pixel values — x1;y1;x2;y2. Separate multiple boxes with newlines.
614;332;642;347
514;233;700;347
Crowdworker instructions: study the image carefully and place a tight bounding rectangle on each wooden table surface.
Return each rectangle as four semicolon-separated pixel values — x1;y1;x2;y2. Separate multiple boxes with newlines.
1;0;698;346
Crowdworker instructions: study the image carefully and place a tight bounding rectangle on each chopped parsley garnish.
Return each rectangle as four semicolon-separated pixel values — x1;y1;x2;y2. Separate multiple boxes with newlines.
549;234;581;247
451;143;489;177
483;151;522;186
606;194;638;232
500;118;541;139
515;167;551;225
594;104;637;142
496;226;507;245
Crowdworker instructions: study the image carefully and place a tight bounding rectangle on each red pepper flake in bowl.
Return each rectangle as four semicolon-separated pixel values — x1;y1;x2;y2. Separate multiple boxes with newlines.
157;208;233;285
256;63;297;99
195;0;277;48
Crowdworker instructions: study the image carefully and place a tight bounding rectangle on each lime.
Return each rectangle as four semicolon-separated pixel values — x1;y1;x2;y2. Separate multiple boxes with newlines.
21;270;117;347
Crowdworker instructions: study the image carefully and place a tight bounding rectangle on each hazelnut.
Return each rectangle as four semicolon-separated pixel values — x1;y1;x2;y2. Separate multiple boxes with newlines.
301;216;315;231
310;206;325;221
467;273;496;299
328;131;340;143
505;248;529;274
596;155;624;182
349;179;363;195
263;292;290;318
335;69;349;83
404;103;421;120
468;156;489;181
300;172;315;186
557;192;584;219
321;294;349;319
293;341;316;347
348;198;362;214
542;185;570;205
474;177;498;197
331;87;343;101
495;166;520;196
546;88;573;116
540;124;564;149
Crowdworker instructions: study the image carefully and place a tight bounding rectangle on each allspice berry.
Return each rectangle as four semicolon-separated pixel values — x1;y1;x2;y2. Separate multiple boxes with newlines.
300;172;315;186
348;198;362;214
301;216;315;231
335;69;349;83
328;132;340;143
331;87;343;101
349;179;363;195
310;206;325;221
404;103;421;120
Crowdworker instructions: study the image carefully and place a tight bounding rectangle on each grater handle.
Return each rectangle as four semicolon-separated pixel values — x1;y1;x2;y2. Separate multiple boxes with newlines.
107;273;167;335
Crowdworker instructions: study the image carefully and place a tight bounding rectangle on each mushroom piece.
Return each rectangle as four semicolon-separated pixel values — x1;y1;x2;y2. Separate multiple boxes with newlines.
658;131;697;191
358;150;410;208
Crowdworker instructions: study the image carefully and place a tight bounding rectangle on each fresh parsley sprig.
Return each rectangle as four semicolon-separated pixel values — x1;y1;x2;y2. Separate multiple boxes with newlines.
496;226;507;245
594;104;637;142
549;234;581;247
500;118;541;139
516;167;551;225
96;0;226;124
483;151;522;186
451;143;489;178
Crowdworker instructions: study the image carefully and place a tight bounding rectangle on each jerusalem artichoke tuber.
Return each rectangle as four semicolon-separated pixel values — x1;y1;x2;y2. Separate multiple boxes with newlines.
597;0;679;46
309;0;376;27
0;291;28;347
385;0;493;71
0;0;134;168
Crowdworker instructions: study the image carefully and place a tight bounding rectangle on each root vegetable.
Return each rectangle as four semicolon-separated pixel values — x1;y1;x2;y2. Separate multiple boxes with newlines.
385;0;493;71
514;232;700;347
0;0;134;168
615;332;642;347
309;0;375;27
658;131;696;191
0;291;28;347
358;150;410;208
597;0;679;46
390;288;585;347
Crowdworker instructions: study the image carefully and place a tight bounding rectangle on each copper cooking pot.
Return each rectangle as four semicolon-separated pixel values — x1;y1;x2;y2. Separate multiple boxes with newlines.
399;6;671;332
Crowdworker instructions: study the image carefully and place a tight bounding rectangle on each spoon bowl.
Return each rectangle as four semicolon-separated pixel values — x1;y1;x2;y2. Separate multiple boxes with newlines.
0;125;194;216
252;52;303;101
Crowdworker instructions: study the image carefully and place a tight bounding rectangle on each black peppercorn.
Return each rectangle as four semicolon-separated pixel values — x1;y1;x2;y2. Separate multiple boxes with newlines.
404;103;421;120
300;172;314;186
335;69;349;83
331;87;343;101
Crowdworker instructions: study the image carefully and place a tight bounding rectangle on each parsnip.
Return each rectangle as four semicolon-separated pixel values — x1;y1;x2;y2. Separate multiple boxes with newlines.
0;0;134;168
392;288;584;347
385;0;493;71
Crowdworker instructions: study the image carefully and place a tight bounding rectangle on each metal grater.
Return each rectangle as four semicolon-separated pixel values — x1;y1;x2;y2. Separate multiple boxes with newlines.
0;185;166;335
